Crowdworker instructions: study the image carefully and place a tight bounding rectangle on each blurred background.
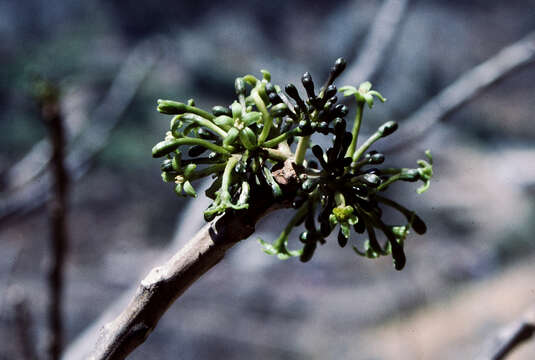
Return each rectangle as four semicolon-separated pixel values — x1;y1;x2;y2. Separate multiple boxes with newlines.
1;0;535;359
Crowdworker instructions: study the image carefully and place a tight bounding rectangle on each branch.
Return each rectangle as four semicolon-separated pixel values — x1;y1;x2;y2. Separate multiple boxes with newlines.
40;89;69;360
62;181;211;359
340;0;409;84
476;305;535;360
0;38;161;226
386;30;535;152
90;161;298;359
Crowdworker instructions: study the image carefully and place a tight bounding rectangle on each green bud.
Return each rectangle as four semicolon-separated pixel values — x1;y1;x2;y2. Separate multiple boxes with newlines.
214;115;234;128
235;77;246;95
157;99;188;114
241;111;262;126
162;172;175;183
212;105;231;117
400;169;420;182
260;69;271;82
184;163;197;177
269;103;289;118
183;181;197;197
231;101;242;119
152;139;180;158
224;127;240;147
239;127;257;149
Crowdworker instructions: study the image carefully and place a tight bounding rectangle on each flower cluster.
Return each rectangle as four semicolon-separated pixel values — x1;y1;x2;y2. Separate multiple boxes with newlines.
152;58;433;270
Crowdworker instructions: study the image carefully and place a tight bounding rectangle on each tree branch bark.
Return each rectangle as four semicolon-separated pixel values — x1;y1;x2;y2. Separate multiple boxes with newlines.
386;30;535;152
90;161;298;359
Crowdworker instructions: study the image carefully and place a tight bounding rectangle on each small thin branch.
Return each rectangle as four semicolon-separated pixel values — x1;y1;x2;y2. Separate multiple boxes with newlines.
340;0;409;85
477;305;535;360
386;30;535;152
41;88;69;360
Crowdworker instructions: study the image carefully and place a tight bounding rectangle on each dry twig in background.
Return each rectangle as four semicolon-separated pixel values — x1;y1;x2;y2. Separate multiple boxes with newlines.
0;39;160;226
477;305;535;360
341;0;409;84
40;85;69;360
387;30;535;152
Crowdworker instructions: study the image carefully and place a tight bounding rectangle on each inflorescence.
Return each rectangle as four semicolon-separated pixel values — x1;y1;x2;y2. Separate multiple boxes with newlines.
152;58;433;270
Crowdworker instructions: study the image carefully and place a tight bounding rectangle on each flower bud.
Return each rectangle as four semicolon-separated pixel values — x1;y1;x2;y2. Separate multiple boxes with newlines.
188;145;207;157
235;77;246;96
324;85;337;100
157;99;187;114
301;72;315;99
337;229;348;247
379;121;398;137
300;242;316;263
212;105;231;117
270;103;289;118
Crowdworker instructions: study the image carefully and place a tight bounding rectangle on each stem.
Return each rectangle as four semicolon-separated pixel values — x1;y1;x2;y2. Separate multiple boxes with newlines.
222;156;239;191
375;173;401;191
152;137;231;157
346;102;364;158
294;136;310;166
189;163;227;181
253;89;273;145
263;148;291;162
273;201;309;250
262;127;301;148
352;130;382;162
181;113;228;138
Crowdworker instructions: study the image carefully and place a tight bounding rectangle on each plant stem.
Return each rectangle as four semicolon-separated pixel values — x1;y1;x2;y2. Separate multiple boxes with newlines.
152;137;231;157
253;89;273;145
346;102;364;159
375;173;401;191
294;136;310;166
222;156;239;191
352;130;382;162
273;201;309;250
263;148;291;162
262;127;301;148
189;163;227;181
180;113;228;138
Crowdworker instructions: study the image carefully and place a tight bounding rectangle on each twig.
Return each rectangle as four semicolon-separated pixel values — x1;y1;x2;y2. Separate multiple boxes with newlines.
0;38;161;226
476;305;535;360
40;87;69;360
340;0;409;84
386;30;535;152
